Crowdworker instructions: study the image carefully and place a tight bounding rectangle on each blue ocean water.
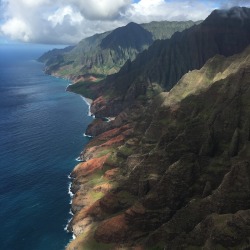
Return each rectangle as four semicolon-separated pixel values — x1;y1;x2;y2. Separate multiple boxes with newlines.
0;44;93;250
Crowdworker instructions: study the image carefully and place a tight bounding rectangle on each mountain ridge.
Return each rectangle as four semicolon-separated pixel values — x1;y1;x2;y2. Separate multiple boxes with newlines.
39;20;200;78
74;6;250;118
100;22;153;50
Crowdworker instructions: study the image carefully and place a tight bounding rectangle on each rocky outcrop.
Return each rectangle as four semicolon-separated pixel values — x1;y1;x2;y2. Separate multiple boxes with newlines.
66;44;250;249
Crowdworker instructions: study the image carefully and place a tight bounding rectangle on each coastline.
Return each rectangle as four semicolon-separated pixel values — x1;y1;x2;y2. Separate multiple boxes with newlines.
65;82;94;117
81;96;93;106
64;83;95;243
80;96;93;117
62;76;138;249
43;69;154;249
39;72;96;244
0;53;94;250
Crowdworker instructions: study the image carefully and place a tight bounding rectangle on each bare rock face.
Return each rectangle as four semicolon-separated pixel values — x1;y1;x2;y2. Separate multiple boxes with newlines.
188;209;250;249
85;109;129;137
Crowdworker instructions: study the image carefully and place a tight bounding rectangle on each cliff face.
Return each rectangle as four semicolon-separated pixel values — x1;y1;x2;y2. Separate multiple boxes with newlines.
38;21;198;79
67;44;250;249
78;7;250;118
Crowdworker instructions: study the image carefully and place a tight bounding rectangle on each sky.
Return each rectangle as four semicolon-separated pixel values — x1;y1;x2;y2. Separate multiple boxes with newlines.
0;0;250;45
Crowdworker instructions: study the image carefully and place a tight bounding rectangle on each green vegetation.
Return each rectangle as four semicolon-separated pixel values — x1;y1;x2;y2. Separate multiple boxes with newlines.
118;145;135;157
95;148;115;158
116;191;137;205
106;152;125;167
87;170;105;186
89;190;105;201
67;224;114;250
146;83;163;98
67;81;99;99
142;20;201;40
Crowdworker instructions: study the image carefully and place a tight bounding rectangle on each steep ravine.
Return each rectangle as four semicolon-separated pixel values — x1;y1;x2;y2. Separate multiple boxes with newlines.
66;46;250;250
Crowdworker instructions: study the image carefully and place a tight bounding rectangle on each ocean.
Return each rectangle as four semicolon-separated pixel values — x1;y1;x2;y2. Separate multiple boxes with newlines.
0;43;93;250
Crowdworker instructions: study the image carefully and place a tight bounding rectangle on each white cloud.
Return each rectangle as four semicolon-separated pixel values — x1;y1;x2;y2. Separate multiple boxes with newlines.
213;0;250;9
0;0;250;44
126;0;215;23
70;0;131;20
48;6;83;27
21;0;50;8
1;17;31;41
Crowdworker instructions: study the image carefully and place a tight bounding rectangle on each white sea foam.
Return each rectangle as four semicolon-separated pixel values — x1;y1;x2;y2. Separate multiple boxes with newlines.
64;223;76;241
68;182;74;198
83;133;93;138
104;117;115;123
65;83;72;92
30;203;40;208
64;92;94;244
81;96;92;116
64;219;71;232
75;157;83;162
64;217;72;230
65;182;75;240
64;175;76;242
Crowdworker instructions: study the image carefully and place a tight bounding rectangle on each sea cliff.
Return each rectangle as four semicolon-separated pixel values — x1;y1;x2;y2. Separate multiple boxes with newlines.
66;46;250;249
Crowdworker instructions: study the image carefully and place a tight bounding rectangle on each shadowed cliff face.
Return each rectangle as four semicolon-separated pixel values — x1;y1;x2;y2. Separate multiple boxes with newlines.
67;45;250;249
100;22;153;51
81;7;250;118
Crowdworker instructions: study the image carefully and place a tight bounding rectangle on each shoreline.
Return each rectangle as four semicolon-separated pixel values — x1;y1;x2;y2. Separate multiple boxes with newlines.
65;83;94;242
39;71;81;241
43;70;129;249
65;81;94;117
81;96;93;106
80;96;93;117
43;73;96;244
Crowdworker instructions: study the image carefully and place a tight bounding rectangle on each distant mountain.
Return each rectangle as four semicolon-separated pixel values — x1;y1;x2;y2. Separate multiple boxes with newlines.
100;22;153;50
38;45;75;65
39;20;199;78
77;7;250;117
